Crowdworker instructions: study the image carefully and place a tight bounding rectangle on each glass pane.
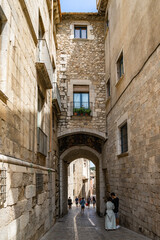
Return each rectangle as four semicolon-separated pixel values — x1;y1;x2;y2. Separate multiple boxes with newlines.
75;29;80;38
81;29;87;39
82;93;89;108
74;93;80;108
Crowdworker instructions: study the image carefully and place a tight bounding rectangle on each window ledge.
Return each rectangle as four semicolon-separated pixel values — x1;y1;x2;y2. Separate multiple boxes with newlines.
71;115;92;120
115;74;124;87
104;27;109;39
0;90;8;104
117;152;129;158
105;96;111;106
72;38;89;41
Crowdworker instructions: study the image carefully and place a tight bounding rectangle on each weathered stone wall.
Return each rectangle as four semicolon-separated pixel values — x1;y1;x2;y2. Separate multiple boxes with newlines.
0;0;60;238
57;13;106;136
103;0;160;239
0;162;55;240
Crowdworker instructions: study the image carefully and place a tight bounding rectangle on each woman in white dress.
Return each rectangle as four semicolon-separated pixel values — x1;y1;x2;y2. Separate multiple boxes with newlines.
105;197;116;230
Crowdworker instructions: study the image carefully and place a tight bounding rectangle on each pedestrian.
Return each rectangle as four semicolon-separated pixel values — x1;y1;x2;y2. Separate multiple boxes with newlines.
105;197;116;231
92;196;96;208
68;197;72;209
75;196;79;207
111;192;120;229
87;196;91;208
80;197;85;213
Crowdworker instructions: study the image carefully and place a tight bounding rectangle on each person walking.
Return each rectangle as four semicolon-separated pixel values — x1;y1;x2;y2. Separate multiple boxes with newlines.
105;197;116;230
68;197;72;209
75;196;79;207
111;192;120;229
80;197;85;214
92;196;96;208
87;196;91;208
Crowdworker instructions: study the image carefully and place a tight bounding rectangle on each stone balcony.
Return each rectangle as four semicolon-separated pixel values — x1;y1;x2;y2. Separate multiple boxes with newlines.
36;39;53;89
52;82;61;112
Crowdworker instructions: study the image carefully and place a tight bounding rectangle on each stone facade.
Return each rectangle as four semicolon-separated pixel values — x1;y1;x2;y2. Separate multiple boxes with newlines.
101;0;160;239
68;158;90;202
0;0;61;239
56;13;106;135
57;13;106;217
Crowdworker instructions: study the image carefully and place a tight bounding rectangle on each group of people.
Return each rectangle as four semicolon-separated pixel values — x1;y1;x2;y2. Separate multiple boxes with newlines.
68;196;96;212
105;192;120;231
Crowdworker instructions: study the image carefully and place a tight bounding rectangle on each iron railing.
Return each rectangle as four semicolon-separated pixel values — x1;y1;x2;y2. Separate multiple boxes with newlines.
0;166;6;206
71;102;93;116
52;82;61;111
37;127;47;156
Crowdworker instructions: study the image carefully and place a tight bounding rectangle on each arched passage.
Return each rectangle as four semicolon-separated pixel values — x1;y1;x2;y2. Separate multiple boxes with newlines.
58;132;106;216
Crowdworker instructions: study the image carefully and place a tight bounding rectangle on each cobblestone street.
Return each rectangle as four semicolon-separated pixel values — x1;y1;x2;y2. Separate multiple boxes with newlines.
41;206;151;240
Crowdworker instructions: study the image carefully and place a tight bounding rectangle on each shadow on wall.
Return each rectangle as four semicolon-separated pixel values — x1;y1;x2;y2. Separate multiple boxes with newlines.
0;105;57;240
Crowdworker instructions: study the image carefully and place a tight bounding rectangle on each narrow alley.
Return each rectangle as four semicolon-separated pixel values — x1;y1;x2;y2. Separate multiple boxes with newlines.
41;206;151;240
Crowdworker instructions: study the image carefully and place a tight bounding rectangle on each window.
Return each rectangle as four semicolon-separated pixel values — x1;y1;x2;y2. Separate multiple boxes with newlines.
120;123;128;153
117;52;124;80
36;173;43;194
73;93;89;109
106;79;111;98
105;12;109;32
38;14;45;39
37;89;44;129
74;26;87;39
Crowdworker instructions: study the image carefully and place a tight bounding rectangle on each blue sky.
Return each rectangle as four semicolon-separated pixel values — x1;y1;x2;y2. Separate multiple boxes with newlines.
60;0;97;12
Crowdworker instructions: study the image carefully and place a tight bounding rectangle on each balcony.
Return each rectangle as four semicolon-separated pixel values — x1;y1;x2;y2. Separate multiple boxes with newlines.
37;127;47;157
36;39;53;89
71;102;93;117
52;82;61;112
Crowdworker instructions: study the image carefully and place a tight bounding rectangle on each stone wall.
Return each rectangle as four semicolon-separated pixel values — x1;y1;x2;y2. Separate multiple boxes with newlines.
56;13;106;136
0;161;55;240
0;0;60;238
103;0;160;239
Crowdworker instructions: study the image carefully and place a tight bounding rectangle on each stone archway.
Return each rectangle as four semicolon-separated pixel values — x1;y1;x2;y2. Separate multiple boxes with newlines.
58;132;106;217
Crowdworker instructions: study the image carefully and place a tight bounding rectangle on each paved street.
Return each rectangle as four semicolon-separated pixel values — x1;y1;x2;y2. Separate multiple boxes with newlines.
41;206;151;240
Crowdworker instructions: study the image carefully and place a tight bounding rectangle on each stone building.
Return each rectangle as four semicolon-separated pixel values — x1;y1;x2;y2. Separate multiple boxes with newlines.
0;0;160;239
90;166;96;197
68;158;90;202
98;0;160;239
57;12;107;216
0;0;61;239
57;1;160;239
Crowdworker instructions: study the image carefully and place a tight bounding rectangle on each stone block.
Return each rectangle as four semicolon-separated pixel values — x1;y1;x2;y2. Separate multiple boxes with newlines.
25;185;36;199
20;212;29;230
0;207;12;228
7;188;19;206
8;218;20;239
11;172;23;187
0;226;8;240
37;192;47;205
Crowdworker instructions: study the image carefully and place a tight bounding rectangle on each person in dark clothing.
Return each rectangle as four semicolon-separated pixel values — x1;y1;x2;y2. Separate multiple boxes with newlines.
68;197;72;209
111;192;120;229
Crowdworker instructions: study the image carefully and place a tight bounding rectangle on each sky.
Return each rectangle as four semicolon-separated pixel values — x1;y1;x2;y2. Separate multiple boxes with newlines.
90;161;95;168
60;0;97;13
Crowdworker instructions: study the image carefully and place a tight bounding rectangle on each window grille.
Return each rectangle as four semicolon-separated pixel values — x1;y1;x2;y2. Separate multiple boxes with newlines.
120;123;128;153
0;165;7;206
117;52;124;79
36;173;43;194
